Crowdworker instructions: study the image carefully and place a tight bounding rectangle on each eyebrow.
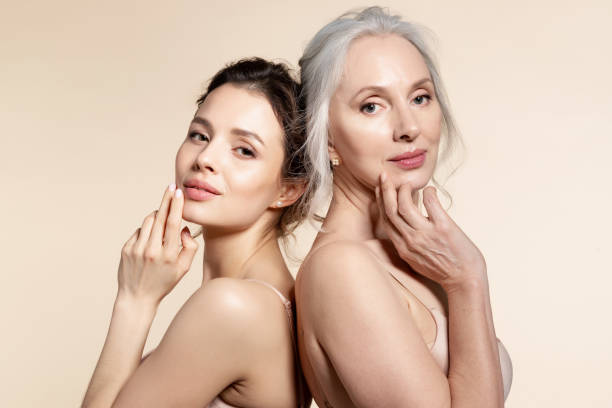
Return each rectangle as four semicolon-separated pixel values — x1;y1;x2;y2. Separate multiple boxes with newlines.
191;116;265;146
351;78;433;101
231;128;265;147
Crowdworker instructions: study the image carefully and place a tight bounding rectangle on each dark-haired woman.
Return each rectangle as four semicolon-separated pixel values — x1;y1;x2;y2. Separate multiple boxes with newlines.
82;58;311;408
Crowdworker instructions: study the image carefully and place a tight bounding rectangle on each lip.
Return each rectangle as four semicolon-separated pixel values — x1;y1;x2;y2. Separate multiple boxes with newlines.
183;178;222;201
389;149;426;161
389;149;427;170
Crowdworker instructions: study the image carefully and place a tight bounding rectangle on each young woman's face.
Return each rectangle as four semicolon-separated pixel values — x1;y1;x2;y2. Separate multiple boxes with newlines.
175;83;286;231
329;34;443;192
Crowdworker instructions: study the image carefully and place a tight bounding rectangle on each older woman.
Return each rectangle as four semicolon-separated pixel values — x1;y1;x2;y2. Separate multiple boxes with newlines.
296;7;512;408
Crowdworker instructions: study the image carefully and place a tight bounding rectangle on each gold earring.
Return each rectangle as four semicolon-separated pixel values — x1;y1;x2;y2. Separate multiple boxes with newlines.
331;157;341;166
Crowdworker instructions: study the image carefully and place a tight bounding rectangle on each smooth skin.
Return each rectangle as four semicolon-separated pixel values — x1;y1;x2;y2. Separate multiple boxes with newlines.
296;34;505;408
83;84;305;408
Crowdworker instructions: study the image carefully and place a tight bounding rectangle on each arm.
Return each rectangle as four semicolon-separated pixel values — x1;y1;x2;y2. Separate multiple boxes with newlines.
300;242;451;408
445;277;503;407
376;172;504;407
82;294;158;408
111;278;263;407
82;184;198;407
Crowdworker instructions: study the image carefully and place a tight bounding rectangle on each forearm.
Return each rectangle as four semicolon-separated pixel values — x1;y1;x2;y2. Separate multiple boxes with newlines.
445;275;504;408
82;294;158;408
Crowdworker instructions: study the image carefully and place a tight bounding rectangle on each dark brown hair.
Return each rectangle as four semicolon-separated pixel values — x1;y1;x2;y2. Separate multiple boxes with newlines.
193;57;312;238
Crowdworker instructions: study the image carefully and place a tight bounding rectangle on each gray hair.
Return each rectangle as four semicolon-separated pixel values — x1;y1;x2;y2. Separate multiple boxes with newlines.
299;6;463;219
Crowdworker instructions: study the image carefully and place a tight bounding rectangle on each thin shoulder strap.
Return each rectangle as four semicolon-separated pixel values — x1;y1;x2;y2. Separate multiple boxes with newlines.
245;278;291;306
244;278;294;338
244;278;309;408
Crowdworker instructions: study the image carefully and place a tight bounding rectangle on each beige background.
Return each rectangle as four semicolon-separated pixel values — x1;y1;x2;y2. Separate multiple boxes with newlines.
2;0;611;406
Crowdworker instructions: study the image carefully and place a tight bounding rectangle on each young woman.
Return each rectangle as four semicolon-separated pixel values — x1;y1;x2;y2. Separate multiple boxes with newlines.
82;58;311;408
296;7;513;408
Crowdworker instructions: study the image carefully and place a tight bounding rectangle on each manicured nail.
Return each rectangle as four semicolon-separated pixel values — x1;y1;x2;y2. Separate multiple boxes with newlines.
175;188;183;198
169;183;176;192
380;172;387;183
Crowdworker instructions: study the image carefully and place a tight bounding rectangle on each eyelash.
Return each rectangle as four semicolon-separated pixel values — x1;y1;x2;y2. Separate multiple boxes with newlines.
188;133;256;158
413;94;432;105
235;146;256;158
359;93;433;114
360;103;381;114
189;132;210;142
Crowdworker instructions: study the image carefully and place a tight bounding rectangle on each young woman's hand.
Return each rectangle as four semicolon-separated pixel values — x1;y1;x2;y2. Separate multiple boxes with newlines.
117;184;199;305
375;172;486;292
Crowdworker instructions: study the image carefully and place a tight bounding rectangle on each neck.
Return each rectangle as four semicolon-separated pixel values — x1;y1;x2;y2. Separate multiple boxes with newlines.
323;168;419;241
200;222;281;284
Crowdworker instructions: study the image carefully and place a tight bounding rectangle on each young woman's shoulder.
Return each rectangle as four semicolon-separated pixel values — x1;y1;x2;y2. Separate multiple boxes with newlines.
186;277;291;346
113;277;292;406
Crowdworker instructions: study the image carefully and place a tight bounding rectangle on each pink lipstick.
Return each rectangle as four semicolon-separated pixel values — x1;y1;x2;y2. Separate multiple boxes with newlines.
389;149;426;170
183;178;221;201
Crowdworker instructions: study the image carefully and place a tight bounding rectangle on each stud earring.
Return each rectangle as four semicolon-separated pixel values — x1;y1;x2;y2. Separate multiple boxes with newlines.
276;201;283;207
331;157;341;166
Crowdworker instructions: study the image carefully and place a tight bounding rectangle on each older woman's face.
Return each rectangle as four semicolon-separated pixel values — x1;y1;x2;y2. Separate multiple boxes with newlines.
329;34;443;192
175;83;286;231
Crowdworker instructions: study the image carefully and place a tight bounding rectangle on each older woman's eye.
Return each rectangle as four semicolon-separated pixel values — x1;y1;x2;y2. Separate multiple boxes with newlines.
360;103;380;114
189;132;210;142
413;94;432;105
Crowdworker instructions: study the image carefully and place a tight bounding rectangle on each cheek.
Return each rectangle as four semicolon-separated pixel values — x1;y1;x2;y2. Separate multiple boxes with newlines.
223;162;281;216
424;107;443;144
174;144;189;181
331;112;390;160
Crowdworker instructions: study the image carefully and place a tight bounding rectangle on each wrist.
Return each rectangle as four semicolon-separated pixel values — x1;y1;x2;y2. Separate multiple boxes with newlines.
114;291;159;317
443;264;489;295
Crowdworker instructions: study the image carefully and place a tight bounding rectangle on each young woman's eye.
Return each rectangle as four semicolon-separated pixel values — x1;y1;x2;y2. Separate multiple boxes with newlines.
236;147;256;158
360;102;381;114
189;132;210;142
413;94;432;105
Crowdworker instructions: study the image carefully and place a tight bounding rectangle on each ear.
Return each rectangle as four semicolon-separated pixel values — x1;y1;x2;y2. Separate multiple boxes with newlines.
271;179;306;209
328;143;341;164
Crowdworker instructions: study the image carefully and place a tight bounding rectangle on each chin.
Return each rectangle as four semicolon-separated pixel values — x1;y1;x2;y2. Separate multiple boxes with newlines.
391;171;431;190
181;204;213;225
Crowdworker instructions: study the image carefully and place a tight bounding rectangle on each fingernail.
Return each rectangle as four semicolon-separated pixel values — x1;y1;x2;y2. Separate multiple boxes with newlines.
380;172;387;183
175;188;183;198
169;183;176;192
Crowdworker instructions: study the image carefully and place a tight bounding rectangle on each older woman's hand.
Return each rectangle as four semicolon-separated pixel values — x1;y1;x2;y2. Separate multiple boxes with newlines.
375;172;486;292
117;184;199;305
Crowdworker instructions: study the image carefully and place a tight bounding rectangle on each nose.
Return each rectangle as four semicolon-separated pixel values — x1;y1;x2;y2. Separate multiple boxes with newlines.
393;103;420;142
193;141;218;174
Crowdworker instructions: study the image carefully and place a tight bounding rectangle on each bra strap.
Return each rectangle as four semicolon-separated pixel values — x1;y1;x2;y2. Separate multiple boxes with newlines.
244;278;308;407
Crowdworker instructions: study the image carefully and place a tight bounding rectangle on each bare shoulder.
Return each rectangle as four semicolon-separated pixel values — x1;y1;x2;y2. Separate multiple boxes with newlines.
299;240;387;286
297;240;394;317
181;277;290;345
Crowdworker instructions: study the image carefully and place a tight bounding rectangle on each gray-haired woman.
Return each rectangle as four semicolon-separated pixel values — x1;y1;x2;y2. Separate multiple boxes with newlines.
295;7;513;408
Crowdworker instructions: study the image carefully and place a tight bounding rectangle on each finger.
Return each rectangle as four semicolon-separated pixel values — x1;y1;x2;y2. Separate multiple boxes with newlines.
377;182;417;258
375;185;395;229
149;184;176;247
397;183;429;229
177;226;199;276
381;215;415;263
163;188;184;253
134;211;157;253
422;186;449;225
123;228;140;254
379;172;414;233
